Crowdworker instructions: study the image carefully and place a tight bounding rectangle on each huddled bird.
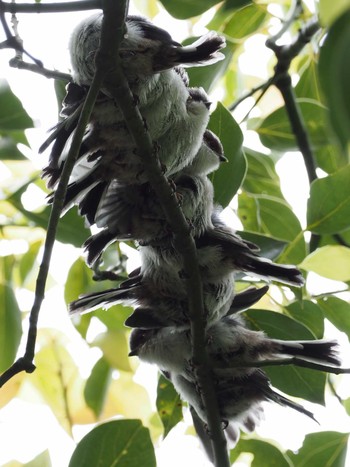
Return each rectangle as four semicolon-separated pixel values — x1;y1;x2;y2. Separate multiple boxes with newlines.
42;11;344;463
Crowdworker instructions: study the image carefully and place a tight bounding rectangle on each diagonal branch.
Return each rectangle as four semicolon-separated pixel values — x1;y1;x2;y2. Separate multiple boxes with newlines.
95;2;229;465
0;10;105;390
1;0;102;14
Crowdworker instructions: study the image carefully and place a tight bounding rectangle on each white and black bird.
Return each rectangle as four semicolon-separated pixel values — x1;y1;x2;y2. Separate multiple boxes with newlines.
69;13;225;86
128;315;340;434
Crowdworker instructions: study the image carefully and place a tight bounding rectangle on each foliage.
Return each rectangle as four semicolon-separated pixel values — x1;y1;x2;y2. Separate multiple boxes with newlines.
0;0;349;466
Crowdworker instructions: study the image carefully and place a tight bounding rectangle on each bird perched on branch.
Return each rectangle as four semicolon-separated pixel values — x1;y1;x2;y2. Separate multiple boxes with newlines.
128;314;340;433
69;13;226;86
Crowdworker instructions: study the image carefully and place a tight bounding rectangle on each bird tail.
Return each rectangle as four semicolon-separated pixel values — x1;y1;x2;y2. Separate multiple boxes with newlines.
274;339;340;366
226;285;269;315
272;391;317;422
244;257;304;287
178;32;226;66
83;230;117;267
69;287;135;314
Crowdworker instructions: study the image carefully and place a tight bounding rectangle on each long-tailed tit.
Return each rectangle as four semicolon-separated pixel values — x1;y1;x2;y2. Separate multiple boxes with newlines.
124;285;269;329
81;173;214;266
69;14;225;87
128;315;339;376
128;315;340;430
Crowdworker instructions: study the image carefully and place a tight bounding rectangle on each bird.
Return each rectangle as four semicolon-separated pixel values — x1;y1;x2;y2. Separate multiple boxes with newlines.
128;314;340;377
68;13;225;87
128;314;340;433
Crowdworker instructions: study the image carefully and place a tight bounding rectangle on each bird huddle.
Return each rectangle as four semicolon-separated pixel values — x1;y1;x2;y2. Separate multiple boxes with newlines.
41;13;341;455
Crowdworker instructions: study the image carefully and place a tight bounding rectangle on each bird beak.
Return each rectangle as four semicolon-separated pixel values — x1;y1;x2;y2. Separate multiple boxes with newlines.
128;349;138;357
205;101;211;110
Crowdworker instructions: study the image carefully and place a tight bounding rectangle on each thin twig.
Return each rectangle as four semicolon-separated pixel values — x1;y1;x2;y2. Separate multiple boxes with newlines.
266;16;321;251
229;77;273;112
0;20;105;391
9;57;71;81
1;0;102;14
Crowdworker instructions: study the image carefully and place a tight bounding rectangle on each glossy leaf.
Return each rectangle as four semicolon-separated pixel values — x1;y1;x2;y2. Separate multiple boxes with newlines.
307;166;350;234
0;283;22;372
24;450;52;467
84;357;112;418
285;300;324;339
208;102;246;208
69;420;156;467
231;439;291;466
319;0;350;26
0;80;33;131
158;0;221;19
300;246;350;281
238;194;306;263
101;373;154;424
0;136;26;160
243;148;284;199
318;297;350;341
223;3;267;40
30;332;83;434
237;231;287;260
92;330;132;372
245;309;326;404
287;431;349;467
19;240;42;285
319;8;350;150
207;0;252;30
156;374;183;438
255;100;330;152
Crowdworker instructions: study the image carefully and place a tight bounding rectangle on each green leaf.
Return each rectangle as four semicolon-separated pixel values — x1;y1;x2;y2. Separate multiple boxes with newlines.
0;80;33;131
19;240;42;285
24;450;52;467
230;439;291;466
223;4;267;41
238;194;306;263
84;357;112;418
158;0;221;19
295;56;325;103
0;281;22;372
255;100;330;152
0;136;27;160
68;420;156;467
7;182;89;247
156;374;183;438
243;148;284;199
300;246;350;281
207;0;252;30
208;102;246;208
95;304;133;332
319;0;350;26
245;309;326;404
318;297;350;341
237;231;287;260
318;8;350;150
285;300;325;339
307;166;350;234
30;332;83;434
287;431;349;467
92;330;132;372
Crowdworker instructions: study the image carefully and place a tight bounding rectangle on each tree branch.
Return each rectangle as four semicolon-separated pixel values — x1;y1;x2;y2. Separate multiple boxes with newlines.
0;14;105;391
9;57;71;80
94;2;229;465
0;0;102;14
